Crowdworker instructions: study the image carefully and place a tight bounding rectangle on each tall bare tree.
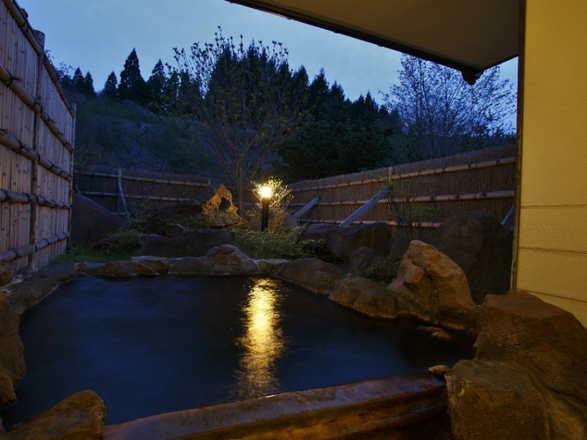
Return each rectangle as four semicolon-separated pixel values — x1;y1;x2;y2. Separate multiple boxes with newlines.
167;29;308;214
382;55;516;160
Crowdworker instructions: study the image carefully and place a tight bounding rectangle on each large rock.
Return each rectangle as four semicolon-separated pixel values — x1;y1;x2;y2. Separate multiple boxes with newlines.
476;291;587;407
169;245;259;275
387;240;480;333
300;223;392;262
329;277;397;318
129;256;182;273
3;263;77;315
0;291;25;409
167;257;214;275
205;245;259;274
448;360;549;440
71;192;128;246
388;235;415;260
273;258;342;295
140;184;246;234
448;290;587;439
342;247;377;276
424;211;513;304
138;229;235;258
7;390;107;440
255;259;289;275
79;261;158;278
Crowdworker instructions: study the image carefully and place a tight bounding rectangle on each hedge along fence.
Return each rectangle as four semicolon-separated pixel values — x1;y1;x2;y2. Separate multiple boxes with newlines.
289;145;516;239
76;166;226;215
0;0;75;275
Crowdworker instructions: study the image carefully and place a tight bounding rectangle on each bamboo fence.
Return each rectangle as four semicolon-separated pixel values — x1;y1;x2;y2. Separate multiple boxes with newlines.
77;166;227;214
289;145;516;239
0;0;75;274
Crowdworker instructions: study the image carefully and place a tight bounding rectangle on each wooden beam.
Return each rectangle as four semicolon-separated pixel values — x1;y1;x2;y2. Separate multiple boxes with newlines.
117;169;131;221
339;188;389;228
286;196;319;229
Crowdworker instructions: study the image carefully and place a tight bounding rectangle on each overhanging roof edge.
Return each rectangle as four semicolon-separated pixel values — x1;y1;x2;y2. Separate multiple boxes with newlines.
226;0;507;75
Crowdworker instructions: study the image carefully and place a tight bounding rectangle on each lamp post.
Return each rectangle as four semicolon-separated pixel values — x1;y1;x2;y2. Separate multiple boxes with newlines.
261;186;271;232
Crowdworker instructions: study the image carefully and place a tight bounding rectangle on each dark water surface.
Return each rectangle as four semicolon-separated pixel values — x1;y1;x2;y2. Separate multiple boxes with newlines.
2;275;475;426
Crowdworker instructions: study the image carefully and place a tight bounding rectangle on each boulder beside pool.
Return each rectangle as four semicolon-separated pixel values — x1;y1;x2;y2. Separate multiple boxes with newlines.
448;290;587;440
330;241;479;334
300;222;392;262
0;291;25;410
329;277;397;319
138;229;235;258
6;390;107;440
387;240;480;334
79;261;158;278
272;258;342;295
71;192;128;246
169;245;261;275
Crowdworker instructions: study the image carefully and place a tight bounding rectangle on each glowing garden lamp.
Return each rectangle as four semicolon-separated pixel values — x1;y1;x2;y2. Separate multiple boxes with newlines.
261;186;271;231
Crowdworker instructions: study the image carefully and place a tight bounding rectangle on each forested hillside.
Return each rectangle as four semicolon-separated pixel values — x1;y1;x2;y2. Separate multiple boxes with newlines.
52;37;516;186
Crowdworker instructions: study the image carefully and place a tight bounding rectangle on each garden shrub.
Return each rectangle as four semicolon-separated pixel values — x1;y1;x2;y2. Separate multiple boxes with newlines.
91;229;143;255
234;226;327;260
362;255;403;286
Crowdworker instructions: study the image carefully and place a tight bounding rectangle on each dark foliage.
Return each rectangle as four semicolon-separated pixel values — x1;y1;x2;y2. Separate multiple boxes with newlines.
274;70;391;181
119;48;149;105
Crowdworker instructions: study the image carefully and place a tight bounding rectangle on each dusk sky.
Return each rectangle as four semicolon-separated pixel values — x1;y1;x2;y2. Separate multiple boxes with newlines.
21;0;518;109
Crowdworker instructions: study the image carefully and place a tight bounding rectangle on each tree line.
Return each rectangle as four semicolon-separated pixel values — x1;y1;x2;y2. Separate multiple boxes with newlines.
55;30;516;210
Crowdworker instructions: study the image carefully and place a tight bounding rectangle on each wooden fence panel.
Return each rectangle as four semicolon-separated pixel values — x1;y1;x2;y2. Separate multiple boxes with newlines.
77;166;222;214
0;0;74;275
289;145;516;238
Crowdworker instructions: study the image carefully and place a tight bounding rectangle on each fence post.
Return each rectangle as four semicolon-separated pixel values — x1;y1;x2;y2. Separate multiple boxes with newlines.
67;104;76;249
117;169;131;221
27;31;45;272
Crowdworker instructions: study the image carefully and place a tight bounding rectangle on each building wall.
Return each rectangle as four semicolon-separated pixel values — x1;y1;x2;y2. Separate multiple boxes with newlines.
517;0;587;326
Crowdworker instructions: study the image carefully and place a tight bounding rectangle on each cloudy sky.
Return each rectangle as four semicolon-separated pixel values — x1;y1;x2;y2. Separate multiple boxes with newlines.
21;0;518;107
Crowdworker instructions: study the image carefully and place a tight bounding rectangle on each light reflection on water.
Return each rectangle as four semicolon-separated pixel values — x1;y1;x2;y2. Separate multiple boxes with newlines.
233;278;285;399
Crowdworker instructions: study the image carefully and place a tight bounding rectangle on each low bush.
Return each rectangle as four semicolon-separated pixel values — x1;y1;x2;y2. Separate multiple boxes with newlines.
233;226;327;260
90;229;143;255
51;245;132;265
362;255;402;286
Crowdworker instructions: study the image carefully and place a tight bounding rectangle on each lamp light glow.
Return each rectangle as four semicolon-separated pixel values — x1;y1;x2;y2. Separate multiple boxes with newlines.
261;186;272;198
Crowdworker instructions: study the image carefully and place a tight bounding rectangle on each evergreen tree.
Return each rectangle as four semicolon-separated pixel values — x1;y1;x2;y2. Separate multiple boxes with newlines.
147;59;165;107
119;48;148;105
274;73;389;181
72;68;84;93
103;72;118;99
60;73;73;91
83;72;96;97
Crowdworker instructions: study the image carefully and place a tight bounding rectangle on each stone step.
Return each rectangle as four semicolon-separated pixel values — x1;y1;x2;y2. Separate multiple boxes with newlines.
103;372;446;440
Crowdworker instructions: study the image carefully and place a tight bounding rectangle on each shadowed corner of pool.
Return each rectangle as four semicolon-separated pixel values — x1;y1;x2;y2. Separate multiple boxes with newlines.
102;372;449;440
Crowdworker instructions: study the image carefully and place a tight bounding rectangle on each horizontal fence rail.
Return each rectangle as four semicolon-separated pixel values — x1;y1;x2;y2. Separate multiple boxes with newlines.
289;190;515;207
292;156;515;193
301;219;443;228
79;192;196;203
0;189;71;209
0;130;72;180
0;232;70;264
78;171;212;188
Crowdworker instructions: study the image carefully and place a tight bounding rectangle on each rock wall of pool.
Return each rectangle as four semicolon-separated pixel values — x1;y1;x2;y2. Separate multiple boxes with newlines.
2;274;475;427
2;243;585;439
